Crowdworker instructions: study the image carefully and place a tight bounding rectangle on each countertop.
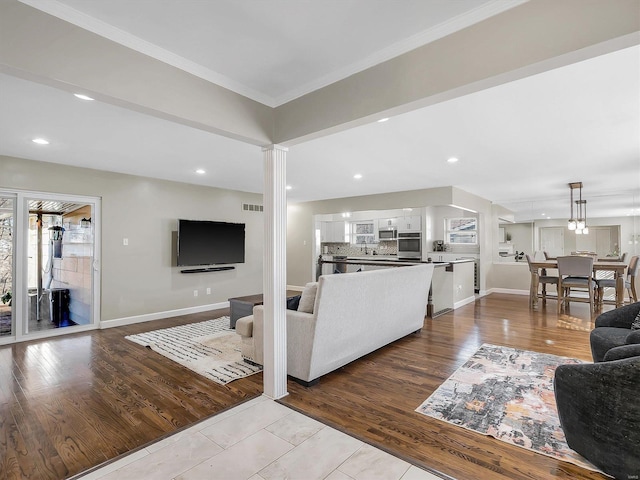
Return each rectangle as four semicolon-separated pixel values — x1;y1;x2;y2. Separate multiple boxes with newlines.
320;255;475;267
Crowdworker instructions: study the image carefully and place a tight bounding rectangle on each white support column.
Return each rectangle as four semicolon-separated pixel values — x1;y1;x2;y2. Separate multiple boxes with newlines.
262;144;288;399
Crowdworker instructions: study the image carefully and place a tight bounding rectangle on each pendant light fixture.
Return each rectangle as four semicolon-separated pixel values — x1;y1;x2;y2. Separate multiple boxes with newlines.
568;182;588;234
567;182;581;231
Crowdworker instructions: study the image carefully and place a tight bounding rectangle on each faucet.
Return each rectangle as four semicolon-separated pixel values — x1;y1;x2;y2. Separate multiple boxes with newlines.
361;239;368;255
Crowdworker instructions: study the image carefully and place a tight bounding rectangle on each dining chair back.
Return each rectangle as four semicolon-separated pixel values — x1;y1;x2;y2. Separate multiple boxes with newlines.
627;255;639;302
571;251;598;259
526;254;558;307
557;255;596;314
596;255;639;306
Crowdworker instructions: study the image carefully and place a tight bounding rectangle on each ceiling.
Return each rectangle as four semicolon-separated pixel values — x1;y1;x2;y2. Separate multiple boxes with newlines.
2;0;639;222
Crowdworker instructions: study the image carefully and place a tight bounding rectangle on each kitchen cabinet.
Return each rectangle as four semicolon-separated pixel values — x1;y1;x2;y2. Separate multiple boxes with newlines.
321;221;347;242
377;217;398;230
428;253;478;262
428;253;458;262
398;215;421;232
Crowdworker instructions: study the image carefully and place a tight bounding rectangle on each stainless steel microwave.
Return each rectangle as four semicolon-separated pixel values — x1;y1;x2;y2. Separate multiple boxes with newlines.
379;228;398;240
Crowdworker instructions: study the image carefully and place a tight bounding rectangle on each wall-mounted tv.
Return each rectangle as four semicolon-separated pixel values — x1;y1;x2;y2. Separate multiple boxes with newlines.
177;219;245;266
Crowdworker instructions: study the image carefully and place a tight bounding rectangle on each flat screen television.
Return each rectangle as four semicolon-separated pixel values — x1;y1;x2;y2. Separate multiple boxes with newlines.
177;219;245;266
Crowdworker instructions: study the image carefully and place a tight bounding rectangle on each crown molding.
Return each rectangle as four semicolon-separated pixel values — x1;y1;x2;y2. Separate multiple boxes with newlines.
273;0;529;105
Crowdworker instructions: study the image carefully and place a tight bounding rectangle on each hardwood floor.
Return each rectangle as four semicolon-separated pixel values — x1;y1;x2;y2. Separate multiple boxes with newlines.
0;294;612;479
0;309;263;480
280;293;609;480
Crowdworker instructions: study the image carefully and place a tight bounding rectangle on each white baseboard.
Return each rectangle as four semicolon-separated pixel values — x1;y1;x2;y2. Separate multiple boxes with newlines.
454;295;477;309
286;284;305;292
487;288;529;296
100;301;229;329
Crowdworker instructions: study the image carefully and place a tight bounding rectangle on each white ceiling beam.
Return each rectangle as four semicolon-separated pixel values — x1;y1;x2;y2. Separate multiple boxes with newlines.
0;0;274;146
273;0;640;145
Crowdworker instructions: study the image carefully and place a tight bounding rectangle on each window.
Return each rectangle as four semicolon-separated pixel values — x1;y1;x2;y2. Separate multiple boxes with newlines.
351;221;376;245
446;217;477;244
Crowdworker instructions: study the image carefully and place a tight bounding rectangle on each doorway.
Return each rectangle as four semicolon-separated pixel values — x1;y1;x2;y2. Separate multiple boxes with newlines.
0;190;100;343
26;200;97;333
540;227;565;257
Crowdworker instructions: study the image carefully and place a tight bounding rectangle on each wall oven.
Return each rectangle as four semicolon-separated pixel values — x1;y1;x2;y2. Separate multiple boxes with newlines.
398;232;421;259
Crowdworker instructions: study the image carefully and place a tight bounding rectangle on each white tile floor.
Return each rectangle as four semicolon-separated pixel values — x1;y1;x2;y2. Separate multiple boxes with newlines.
80;395;446;480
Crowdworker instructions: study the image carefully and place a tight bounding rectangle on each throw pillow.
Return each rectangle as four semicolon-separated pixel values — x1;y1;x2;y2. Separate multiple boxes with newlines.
632;311;640;330
286;295;301;310
297;282;318;313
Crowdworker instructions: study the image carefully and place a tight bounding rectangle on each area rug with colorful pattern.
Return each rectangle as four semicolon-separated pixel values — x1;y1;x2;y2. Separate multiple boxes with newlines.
125;316;261;385
415;344;601;472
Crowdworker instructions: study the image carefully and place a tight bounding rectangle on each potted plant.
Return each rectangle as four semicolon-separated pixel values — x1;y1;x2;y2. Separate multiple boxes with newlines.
1;291;11;307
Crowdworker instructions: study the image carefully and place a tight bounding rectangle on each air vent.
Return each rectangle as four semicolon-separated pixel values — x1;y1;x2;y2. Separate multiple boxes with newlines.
242;203;263;212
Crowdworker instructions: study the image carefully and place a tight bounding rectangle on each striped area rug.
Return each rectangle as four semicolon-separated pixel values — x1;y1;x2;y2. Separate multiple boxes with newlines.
125;316;261;384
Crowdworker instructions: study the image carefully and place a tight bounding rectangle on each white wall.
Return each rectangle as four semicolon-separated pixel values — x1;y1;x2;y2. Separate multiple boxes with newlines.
1;155;264;321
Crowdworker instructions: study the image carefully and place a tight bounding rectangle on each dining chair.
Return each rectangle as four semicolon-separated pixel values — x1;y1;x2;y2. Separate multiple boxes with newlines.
557;255;597;314
525;254;558;307
596;255;639;306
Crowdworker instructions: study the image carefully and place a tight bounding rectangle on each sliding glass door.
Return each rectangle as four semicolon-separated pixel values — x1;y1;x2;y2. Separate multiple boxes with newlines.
0;196;15;338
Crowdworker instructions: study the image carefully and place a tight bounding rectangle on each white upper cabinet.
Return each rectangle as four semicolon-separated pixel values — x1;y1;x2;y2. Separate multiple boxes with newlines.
320;221;347;242
377;217;398;230
398;215;421;232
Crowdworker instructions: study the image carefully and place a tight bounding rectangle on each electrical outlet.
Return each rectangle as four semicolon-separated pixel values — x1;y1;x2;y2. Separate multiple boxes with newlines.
206;288;211;295
123;238;128;246
193;290;198;297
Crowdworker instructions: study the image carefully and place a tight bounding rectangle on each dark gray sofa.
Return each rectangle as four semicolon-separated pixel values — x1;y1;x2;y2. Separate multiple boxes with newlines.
554;302;640;479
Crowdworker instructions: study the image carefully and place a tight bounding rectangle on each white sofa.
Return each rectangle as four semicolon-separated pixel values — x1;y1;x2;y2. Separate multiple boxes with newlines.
236;264;434;385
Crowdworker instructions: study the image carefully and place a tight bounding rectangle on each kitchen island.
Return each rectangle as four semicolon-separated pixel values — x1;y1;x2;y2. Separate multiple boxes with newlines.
317;256;475;317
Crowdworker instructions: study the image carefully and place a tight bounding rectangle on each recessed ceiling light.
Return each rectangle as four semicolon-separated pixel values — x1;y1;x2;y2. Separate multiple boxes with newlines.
447;157;459;163
195;169;206;174
378;118;389;123
286;185;292;190
353;174;363;179
32;138;49;145
74;93;94;101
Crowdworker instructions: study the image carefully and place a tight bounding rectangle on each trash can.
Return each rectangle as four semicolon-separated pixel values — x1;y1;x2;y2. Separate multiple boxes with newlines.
49;288;70;326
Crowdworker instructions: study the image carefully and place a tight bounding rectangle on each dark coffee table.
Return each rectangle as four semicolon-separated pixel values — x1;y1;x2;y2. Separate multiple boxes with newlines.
228;290;299;328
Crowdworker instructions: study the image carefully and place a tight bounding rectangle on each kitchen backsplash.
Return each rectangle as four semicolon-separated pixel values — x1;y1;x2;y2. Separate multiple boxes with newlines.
322;241;398;256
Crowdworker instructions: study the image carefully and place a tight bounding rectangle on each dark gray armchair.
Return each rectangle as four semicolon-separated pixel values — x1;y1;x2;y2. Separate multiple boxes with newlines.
553;302;640;479
554;356;640;479
590;301;640;362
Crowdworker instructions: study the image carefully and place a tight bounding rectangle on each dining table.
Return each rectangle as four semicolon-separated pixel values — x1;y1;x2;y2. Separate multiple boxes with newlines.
528;259;628;308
